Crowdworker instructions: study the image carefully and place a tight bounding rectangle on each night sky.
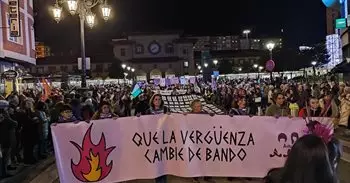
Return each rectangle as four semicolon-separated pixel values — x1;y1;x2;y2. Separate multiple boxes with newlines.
34;0;327;54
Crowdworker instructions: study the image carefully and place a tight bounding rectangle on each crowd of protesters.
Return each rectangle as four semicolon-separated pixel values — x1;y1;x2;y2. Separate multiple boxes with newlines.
0;77;349;183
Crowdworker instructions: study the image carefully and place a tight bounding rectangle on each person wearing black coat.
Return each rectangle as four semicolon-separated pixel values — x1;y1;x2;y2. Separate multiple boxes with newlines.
0;108;18;178
134;94;150;115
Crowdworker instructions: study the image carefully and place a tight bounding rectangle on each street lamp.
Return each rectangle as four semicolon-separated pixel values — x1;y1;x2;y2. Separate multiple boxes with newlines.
127;66;131;71
238;67;242;72
197;65;202;70
266;42;275;60
253;64;258;69
243;29;251;49
51;0;112;88
311;61;317;77
213;59;218;66
131;68;135;72
204;63;208;68
121;64;126;69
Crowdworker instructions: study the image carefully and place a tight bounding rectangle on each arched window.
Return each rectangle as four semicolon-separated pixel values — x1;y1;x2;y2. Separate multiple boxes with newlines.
135;44;144;54
165;43;174;54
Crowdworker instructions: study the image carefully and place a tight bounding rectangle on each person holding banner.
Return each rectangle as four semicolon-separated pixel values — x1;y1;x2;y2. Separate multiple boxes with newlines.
145;93;168;183
145;94;169;115
134;94;150;115
265;93;290;117
298;97;322;118
189;99;214;183
229;97;254;116
57;104;77;123
91;101;117;120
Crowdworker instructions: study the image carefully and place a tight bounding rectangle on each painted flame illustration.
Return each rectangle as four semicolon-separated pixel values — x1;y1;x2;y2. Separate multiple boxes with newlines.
70;125;116;182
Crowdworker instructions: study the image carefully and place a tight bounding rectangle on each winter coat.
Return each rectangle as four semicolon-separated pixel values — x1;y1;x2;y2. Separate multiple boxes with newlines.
339;97;350;127
265;104;290;117
0;117;17;148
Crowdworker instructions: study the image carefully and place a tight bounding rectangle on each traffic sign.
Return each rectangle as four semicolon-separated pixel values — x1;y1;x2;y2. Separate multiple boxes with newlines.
336;18;347;29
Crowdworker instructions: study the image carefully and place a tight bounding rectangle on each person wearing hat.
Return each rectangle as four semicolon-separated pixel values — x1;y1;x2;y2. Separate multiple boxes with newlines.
58;104;77;123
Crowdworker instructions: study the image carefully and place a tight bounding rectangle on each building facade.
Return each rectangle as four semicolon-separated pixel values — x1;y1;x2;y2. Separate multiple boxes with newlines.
326;8;340;35
112;33;196;80
30;56;114;79
191;35;282;51
0;0;36;72
35;42;51;58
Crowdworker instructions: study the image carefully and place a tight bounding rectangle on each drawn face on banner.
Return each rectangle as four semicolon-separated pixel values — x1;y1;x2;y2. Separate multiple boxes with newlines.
70;125;116;182
269;132;299;158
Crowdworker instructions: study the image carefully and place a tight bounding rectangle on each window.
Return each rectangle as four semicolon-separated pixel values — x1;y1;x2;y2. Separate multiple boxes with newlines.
184;61;189;68
73;65;78;72
31;26;35;49
182;48;188;55
120;48;126;56
48;66;56;72
6;13;23;44
165;43;174;54
135;45;144;54
37;67;44;74
60;66;68;71
96;64;103;72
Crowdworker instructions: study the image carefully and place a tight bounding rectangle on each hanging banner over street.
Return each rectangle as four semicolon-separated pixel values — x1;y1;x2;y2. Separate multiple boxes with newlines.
51;115;318;183
8;0;21;37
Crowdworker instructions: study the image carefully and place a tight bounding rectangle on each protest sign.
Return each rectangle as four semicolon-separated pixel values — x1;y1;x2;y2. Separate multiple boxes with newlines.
162;94;224;114
51;114;314;183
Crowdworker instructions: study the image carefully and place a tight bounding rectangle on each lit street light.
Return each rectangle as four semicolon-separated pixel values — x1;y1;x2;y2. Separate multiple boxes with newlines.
131;68;135;72
127;66;131;71
213;59;218;66
204;63;208;68
200;70;203;73
52;0;112;87
311;61;317;77
259;66;264;71
197;65;202;70
238;67;242;72
266;42;276;81
253;64;258;68
243;29;251;49
121;64;126;69
266;42;275;60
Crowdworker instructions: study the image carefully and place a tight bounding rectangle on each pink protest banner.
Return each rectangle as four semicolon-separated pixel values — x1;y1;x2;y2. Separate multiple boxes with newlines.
51;114;312;183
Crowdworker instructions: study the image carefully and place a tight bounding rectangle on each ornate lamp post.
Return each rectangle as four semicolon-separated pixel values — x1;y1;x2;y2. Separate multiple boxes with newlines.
266;42;275;81
266;42;275;60
52;0;112;88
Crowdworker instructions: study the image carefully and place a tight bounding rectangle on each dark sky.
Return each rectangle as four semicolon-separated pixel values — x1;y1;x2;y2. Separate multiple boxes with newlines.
34;0;327;53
